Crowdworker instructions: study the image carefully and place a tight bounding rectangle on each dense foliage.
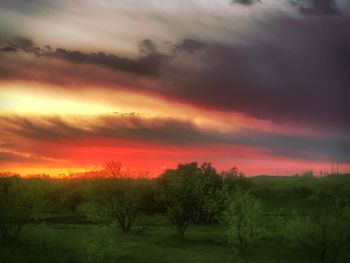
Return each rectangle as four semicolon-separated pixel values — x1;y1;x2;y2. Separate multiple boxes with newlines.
0;163;350;262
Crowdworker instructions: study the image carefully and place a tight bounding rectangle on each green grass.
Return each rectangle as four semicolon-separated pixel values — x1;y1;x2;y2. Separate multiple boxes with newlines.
1;173;350;263
2;217;345;263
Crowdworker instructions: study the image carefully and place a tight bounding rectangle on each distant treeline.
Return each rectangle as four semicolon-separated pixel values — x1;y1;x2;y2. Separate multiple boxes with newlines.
1;162;350;262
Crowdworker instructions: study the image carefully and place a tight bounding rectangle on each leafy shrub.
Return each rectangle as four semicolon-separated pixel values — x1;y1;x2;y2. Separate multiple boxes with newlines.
160;162;224;237
81;178;152;232
0;178;45;246
78;202;111;223
222;189;265;254
285;207;350;262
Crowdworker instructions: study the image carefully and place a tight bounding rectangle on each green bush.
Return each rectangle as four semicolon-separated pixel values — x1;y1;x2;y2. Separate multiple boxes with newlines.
80;178;152;233
285;207;350;262
0;178;45;246
222;189;265;254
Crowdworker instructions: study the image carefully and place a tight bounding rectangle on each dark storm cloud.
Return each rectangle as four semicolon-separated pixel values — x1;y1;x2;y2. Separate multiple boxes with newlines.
1;8;350;130
292;0;339;15
232;0;339;15
139;39;158;55
159;15;350;130
12;37;35;49
0;46;16;52
0;115;349;162
0;50;150;90
231;0;261;6
0;38;166;76
48;48;165;76
173;39;208;54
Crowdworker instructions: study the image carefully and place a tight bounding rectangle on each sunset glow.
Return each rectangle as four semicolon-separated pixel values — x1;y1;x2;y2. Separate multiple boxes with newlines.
1;0;349;177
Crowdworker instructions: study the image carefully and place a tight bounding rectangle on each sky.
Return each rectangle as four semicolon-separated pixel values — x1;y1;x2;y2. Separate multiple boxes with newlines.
0;0;349;176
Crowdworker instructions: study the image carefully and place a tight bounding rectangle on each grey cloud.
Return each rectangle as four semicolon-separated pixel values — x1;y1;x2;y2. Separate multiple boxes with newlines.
158;15;350;130
173;39;208;54
50;48;166;76
0;114;210;145
232;0;261;6
139;39;158;55
0;37;167;77
232;0;339;15
0;46;16;52
0;0;59;15
0;151;57;164
0;114;349;163
1;8;350;131
293;0;339;15
0;151;34;163
0;50;152;91
12;37;35;49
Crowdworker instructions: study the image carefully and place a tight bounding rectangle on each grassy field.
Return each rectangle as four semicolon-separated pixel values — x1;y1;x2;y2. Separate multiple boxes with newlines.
0;217;307;263
1;172;350;263
1;199;349;263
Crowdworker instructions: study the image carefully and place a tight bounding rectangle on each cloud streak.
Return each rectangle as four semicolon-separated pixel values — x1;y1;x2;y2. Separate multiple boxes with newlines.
1;0;349;174
2;10;349;130
0;114;348;163
0;150;60;164
0;38;166;77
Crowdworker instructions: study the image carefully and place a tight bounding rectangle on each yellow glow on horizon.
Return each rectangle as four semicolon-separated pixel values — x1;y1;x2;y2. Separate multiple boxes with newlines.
0;89;119;115
0;165;93;177
0;82;254;133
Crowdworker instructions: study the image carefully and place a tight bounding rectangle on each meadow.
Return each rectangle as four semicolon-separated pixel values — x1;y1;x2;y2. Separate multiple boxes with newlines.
1;162;350;263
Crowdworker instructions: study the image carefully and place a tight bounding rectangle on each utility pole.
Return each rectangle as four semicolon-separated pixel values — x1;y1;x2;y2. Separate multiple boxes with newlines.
337;163;339;175
331;163;333;175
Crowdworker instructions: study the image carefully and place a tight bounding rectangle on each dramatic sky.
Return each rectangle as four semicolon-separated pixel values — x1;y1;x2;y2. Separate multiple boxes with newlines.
0;0;349;176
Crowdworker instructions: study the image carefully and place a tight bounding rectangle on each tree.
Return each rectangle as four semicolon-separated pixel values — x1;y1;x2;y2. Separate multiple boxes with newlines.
222;189;265;254
285;206;350;262
198;162;224;223
221;167;252;192
104;161;122;178
81;178;151;233
161;164;196;237
160;162;224;237
107;181;144;233
0;177;45;246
